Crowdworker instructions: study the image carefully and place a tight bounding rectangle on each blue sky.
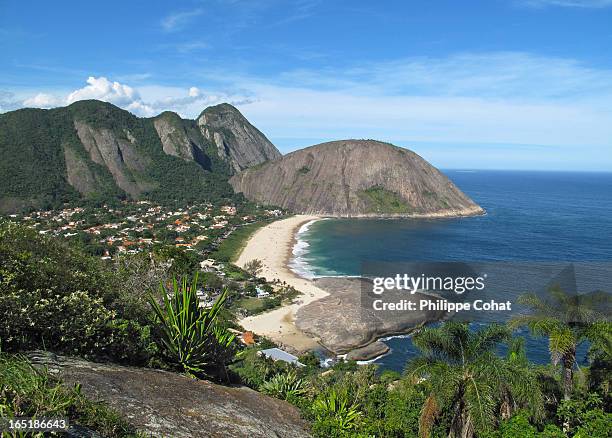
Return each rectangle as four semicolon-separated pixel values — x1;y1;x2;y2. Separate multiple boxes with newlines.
1;0;611;171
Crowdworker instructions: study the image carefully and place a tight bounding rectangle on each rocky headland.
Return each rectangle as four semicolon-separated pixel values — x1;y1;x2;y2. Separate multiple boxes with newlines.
230;139;484;217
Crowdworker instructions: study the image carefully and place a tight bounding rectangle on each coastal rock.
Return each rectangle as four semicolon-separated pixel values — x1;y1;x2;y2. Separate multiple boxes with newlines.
197;103;282;173
296;277;448;354
230;139;484;217
345;341;390;361
27;352;311;438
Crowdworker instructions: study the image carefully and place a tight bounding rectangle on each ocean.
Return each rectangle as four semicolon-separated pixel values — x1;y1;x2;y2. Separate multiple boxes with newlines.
290;170;612;372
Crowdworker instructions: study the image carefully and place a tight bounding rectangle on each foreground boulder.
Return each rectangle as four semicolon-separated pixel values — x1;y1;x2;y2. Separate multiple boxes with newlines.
28;352;310;438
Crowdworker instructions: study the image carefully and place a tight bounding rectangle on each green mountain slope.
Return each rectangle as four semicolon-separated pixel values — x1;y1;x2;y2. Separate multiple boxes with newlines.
0;100;280;212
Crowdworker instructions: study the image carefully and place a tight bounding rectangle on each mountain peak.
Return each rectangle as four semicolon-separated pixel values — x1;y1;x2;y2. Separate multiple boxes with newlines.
197;103;281;173
230;139;484;217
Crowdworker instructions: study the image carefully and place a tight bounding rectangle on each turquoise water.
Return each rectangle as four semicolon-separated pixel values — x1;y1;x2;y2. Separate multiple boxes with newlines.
292;170;612;371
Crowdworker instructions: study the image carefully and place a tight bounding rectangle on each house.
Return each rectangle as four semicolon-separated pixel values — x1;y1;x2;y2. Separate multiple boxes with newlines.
256;286;270;298
241;331;255;346
220;205;237;215
258;348;305;367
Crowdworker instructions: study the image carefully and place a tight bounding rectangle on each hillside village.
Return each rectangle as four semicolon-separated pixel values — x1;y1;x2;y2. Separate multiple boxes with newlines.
5;201;282;258
1;200;298;321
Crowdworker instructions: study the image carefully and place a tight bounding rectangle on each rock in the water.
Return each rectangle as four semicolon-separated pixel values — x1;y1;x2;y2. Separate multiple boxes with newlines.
230;139;484;217
28;352;310;438
296;277;447;354
346;341;390;361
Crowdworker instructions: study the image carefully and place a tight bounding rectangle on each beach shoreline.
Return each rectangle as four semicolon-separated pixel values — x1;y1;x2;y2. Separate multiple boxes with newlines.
235;215;327;353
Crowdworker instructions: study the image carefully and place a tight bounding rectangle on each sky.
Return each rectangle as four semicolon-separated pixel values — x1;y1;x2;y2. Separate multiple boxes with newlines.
1;0;611;171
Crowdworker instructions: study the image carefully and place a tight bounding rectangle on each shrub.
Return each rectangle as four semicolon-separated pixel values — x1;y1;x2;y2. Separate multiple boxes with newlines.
149;274;235;379
261;370;307;401
0;354;138;437
311;389;362;437
0;222;156;365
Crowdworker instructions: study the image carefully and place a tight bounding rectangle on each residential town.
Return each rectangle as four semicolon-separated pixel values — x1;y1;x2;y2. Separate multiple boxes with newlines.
4;200;283;259
1;200;298;320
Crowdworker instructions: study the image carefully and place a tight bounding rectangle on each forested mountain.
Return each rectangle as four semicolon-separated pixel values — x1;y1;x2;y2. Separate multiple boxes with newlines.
0;100;280;212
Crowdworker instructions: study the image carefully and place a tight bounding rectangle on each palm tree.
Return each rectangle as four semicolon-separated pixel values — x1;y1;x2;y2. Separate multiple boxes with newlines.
405;322;542;438
509;284;611;401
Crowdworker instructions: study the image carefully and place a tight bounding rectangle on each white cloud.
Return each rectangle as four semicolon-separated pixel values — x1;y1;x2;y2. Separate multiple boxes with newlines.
65;76;155;115
161;9;203;32
23;93;63;108
520;0;612;7
18;76;251;117
0;91;22;112
213;52;612;152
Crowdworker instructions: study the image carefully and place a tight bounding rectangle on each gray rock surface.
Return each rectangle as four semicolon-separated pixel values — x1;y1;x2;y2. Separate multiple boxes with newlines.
74;120;154;197
345;341;390;361
198;103;281;173
296;277;448;353
27;352;311;438
230;140;484;217
153;112;199;161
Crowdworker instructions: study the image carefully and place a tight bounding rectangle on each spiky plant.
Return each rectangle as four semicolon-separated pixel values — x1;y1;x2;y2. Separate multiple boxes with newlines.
510;285;611;401
260;370;307;400
148;274;235;377
405;322;543;438
312;388;362;433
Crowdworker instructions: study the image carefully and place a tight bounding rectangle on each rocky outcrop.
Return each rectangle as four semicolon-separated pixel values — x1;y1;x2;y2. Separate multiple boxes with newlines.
198;103;281;173
230;140;484;217
153;112;199;161
345;341;390;361
74;120;154;197
28;352;311;438
296;277;448;354
63;145;99;195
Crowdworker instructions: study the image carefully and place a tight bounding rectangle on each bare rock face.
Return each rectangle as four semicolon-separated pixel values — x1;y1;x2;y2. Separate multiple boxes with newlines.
230;140;484;217
74;120;154;197
153;112;198;161
296;277;447;354
198;103;281;173
28;352;311;438
63;145;100;195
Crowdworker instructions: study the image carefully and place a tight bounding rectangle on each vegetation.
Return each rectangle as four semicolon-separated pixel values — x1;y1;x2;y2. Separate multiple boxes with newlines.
405;323;543;437
1;212;610;437
0;221;157;364
510;285;612;400
229;315;610;438
212;219;276;262
148;274;235;379
244;258;264;276
357;185;414;214
0;354;141;437
260;370;307;401
0;100;236;213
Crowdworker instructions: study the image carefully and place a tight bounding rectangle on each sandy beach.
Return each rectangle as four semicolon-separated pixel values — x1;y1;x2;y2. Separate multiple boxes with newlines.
236;215;328;352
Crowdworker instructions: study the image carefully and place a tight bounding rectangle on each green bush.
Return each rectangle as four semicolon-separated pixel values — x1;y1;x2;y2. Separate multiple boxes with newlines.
261;370;307;400
311;389;362;437
0;222;156;365
0;354;139;437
